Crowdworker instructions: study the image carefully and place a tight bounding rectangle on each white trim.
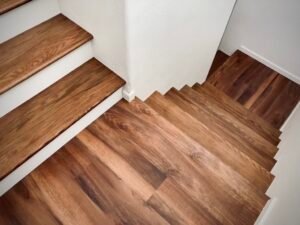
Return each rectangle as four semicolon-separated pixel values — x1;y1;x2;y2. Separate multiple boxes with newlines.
0;87;124;196
255;198;278;225
0;42;93;118
240;46;300;85
122;83;135;102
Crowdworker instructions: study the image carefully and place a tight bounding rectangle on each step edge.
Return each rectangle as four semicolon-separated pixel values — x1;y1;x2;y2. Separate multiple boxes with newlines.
0;87;124;196
0;41;93;117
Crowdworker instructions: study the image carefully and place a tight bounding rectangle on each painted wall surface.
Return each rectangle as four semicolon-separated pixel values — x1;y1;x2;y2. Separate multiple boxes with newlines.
255;104;300;225
58;0;128;80
126;0;236;100
220;0;300;84
0;0;60;43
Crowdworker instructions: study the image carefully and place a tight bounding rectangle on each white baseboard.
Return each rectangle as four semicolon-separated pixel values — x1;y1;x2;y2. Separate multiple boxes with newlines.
255;198;278;225
0;0;60;43
0;87;124;196
0;42;93;117
240;46;300;85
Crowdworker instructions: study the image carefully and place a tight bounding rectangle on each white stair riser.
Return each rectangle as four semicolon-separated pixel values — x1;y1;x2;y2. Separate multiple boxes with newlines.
0;87;124;196
0;41;93;117
0;0;60;43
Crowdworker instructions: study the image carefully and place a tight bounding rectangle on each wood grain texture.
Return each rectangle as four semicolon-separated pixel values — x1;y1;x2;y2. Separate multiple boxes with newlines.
207;50;229;79
0;58;125;179
0;0;31;15
0;97;275;225
174;86;276;171
146;91;274;193
207;50;300;129
0;14;93;94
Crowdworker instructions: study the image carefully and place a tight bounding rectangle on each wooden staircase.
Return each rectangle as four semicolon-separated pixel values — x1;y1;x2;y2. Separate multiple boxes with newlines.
0;3;125;194
0;1;297;224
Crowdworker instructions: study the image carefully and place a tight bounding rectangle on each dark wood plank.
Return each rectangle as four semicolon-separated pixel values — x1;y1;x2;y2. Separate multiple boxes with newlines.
194;82;281;145
0;14;92;93
250;75;300;128
207;50;300;129
146;91;274;193
0;58;125;179
100;100;268;225
207;50;229;79
0;0;31;15
176;86;276;171
184;85;278;158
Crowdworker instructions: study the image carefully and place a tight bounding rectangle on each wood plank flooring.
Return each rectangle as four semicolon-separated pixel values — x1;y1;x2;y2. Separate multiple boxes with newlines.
207;50;229;79
0;95;278;225
208;50;300;128
0;59;125;179
0;14;92;94
0;0;31;15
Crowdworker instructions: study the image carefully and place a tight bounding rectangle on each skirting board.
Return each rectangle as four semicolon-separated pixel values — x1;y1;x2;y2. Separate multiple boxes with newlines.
0;87;124;196
255;198;278;225
240;46;300;85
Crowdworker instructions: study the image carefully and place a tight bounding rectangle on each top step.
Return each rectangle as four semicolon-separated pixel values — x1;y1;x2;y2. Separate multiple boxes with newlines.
0;0;31;15
0;14;92;94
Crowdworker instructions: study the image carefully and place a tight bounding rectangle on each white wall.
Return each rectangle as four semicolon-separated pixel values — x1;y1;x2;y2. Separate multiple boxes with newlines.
58;0;128;80
256;103;300;225
0;0;60;43
126;0;236;100
220;0;300;84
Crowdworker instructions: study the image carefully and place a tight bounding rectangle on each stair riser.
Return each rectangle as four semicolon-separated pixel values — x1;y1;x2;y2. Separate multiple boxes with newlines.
0;0;60;43
0;41;93;117
0;87;123;196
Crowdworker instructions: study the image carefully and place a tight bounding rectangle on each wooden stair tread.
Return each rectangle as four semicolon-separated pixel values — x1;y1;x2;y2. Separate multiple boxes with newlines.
0;14;92;94
0;0;31;15
194;82;281;145
146;91;274;193
170;86;276;171
0;58;125;179
185;85;278;158
95;99;269;225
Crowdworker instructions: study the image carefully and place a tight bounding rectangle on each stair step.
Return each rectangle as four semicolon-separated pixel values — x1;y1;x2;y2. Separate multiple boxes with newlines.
194;82;281;145
146;91;274;193
0;0;31;15
185;85;278;158
0;58;125;179
96;99;269;225
0;14;92;94
171;86;276;171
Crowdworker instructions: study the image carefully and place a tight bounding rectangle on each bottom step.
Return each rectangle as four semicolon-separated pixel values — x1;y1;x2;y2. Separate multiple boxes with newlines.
0;59;125;193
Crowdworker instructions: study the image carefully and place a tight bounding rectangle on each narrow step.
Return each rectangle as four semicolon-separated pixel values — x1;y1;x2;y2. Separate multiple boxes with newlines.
194;82;281;145
0;59;125;179
0;0;31;15
185;85;278;159
146;91;274;193
0;14;92;94
171;86;276;171
93;99;269;225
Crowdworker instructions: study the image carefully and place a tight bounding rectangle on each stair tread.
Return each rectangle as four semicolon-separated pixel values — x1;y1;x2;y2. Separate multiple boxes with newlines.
194;82;281;145
97;99;269;225
0;0;31;15
0;14;92;94
0;58;125;179
186;85;278;158
173;86;276;171
146;91;274;193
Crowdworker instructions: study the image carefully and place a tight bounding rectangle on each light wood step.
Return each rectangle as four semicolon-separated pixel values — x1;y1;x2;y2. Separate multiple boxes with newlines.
170;86;276;171
0;0;31;15
194;82;281;145
0;14;92;94
94;99;269;225
0;58;125;179
146;91;274;193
